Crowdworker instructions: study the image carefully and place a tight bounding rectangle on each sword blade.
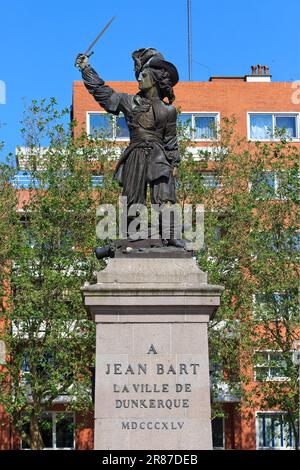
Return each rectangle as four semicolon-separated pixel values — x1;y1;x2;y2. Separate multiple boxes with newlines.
84;16;116;56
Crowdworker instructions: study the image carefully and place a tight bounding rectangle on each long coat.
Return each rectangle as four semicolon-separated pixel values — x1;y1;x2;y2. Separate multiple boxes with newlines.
81;66;180;206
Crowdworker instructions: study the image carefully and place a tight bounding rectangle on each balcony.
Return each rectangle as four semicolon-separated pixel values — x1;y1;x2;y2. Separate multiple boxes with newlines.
12;171;103;189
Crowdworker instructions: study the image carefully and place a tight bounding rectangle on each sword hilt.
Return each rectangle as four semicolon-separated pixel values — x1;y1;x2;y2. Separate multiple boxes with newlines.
82;17;115;60
85;51;94;59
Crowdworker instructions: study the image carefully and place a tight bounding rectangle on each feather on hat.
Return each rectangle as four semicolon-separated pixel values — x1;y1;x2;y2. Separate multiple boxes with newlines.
132;48;179;86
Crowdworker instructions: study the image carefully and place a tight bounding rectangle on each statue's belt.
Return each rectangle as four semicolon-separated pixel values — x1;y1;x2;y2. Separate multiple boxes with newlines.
114;138;168;173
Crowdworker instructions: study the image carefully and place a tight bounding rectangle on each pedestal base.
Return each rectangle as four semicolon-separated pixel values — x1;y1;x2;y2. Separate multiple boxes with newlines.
94;321;212;450
82;256;223;450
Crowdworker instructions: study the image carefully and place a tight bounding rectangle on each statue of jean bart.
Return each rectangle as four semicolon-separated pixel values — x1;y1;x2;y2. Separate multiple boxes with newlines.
75;48;185;251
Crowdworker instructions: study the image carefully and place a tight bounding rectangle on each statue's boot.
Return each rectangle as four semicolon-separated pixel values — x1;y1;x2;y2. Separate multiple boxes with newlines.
160;203;185;248
167;238;186;248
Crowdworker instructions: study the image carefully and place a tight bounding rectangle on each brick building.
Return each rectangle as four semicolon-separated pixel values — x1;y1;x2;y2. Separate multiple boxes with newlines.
72;66;300;451
73;66;300;151
1;66;299;450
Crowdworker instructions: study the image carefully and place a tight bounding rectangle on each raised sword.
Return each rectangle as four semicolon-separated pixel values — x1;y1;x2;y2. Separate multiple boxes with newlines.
84;16;116;58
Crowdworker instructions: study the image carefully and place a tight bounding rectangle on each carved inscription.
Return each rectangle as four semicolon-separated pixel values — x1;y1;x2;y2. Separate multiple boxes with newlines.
105;363;200;375
103;346;201;431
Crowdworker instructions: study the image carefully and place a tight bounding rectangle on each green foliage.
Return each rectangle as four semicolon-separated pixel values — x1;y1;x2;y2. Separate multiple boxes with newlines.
136;113;299;444
0;99;119;449
0;103;299;449
174;115;299;448
191;118;299;447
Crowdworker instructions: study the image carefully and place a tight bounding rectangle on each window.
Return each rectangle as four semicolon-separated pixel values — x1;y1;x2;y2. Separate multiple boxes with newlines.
250;172;276;198
249;113;299;140
254;351;292;381
212;417;225;449
253;291;298;321
250;171;300;200
271;230;300;253
276;171;300;200
89;113;113;138
88;112;129;140
195;116;217;139
251;230;300;258
275;116;296;138
0;341;6;364
21;353;31;385
200;172;222;189
115;115;129;139
91;175;104;188
21;412;75;449
177;113;192;138
21;352;55;385
177;113;219;140
13;171;45;189
14;171;104;191
256;413;296;449
249;114;273;139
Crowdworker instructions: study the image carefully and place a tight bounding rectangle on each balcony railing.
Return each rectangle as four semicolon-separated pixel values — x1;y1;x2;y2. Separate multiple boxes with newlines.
12;172;104;189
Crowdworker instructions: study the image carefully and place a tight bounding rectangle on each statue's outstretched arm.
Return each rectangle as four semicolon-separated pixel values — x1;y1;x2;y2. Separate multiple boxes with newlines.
75;53;123;115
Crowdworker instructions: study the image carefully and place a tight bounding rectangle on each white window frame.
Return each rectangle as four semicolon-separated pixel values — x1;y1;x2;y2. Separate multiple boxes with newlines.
255;411;296;450
21;411;75;450
86;111;130;141
253;350;292;382
178;112;220;141
247;112;300;141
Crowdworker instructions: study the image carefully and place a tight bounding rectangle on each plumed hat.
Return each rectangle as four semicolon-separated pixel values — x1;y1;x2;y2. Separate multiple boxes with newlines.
132;48;179;87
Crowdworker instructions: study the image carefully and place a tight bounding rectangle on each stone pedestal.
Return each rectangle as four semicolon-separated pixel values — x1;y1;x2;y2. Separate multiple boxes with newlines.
82;256;223;450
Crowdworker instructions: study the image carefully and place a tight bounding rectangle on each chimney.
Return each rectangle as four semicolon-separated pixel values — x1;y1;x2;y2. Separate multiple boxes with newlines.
209;65;272;83
246;64;271;82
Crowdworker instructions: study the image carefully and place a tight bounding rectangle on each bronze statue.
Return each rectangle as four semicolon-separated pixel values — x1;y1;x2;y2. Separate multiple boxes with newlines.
75;48;183;248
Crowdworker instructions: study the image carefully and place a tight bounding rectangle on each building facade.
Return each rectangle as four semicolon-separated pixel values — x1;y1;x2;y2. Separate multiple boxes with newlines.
72;66;300;451
1;66;299;450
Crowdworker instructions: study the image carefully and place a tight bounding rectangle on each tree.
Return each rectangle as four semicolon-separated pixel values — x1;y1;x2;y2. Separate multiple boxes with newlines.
144;112;299;446
0;99;119;449
0;101;298;450
192;118;299;448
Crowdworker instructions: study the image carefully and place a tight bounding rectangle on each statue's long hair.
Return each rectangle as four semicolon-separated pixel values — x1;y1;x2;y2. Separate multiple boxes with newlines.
148;67;175;104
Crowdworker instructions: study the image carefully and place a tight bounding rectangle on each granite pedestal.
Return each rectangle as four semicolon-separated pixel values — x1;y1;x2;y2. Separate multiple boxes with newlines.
82;255;223;450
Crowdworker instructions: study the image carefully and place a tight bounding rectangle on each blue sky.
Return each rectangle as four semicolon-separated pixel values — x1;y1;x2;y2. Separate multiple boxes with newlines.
0;0;299;162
